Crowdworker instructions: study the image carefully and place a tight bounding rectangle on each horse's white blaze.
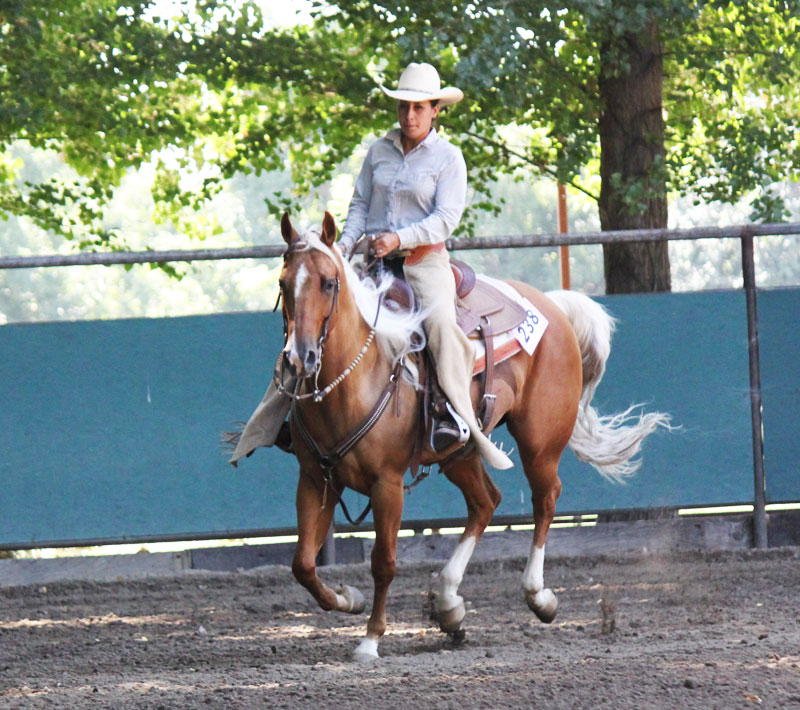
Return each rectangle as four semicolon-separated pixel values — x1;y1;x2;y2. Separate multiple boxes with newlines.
281;263;310;370
522;543;545;594
439;535;477;611
294;263;309;301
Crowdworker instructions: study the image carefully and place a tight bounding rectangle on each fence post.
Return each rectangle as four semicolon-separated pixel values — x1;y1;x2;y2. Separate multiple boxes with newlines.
557;183;571;289
741;231;768;549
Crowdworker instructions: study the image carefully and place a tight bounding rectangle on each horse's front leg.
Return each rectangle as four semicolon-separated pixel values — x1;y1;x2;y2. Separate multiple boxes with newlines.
353;476;404;663
292;472;366;615
435;455;502;634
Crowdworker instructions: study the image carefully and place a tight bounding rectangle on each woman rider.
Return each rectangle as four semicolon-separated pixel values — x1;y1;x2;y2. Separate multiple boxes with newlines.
338;62;512;471
230;62;512;472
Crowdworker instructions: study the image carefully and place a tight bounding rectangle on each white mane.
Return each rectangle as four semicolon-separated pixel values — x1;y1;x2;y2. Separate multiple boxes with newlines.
301;230;427;365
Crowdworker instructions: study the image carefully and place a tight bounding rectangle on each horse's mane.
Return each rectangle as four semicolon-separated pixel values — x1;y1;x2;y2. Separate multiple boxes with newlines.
302;230;427;365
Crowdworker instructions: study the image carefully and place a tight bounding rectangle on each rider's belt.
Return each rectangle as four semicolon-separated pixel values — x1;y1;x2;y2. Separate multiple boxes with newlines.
400;242;446;266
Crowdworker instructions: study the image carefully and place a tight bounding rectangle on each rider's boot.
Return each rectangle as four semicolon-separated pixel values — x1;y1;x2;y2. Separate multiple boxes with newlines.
431;402;470;452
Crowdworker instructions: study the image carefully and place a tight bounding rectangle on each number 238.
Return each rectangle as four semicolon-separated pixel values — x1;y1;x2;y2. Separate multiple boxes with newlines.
516;310;539;343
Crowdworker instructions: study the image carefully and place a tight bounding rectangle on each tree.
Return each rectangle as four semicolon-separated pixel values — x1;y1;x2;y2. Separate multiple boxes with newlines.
597;14;670;293
290;0;799;292
1;2;798;293
0;0;273;249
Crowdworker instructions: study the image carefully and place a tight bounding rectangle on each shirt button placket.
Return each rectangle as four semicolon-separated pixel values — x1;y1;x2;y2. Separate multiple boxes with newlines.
388;161;403;231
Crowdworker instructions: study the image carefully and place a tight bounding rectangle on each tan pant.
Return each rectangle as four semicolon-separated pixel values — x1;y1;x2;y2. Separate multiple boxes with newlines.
404;250;512;470
229;357;292;465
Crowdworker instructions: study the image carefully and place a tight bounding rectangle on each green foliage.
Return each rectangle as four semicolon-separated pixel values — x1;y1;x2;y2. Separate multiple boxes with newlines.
666;1;800;220
303;0;800;226
0;0;798;255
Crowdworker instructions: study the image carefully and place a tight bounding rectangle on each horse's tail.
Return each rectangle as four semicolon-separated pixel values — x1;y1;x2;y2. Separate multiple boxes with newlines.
546;289;673;483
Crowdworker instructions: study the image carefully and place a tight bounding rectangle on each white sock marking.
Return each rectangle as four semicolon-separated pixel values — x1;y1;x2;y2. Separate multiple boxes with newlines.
354;636;379;659
522;544;545;594
439;536;477;611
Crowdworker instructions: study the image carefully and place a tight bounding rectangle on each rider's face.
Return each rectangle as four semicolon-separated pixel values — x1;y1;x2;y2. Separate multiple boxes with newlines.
397;100;439;146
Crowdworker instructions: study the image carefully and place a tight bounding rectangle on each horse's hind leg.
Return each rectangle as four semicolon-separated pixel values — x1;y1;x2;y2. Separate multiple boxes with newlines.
292;473;366;617
436;455;502;634
518;448;562;623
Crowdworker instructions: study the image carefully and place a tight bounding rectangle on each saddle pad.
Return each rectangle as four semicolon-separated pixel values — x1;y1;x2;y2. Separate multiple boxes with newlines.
472;334;523;376
469;276;550;376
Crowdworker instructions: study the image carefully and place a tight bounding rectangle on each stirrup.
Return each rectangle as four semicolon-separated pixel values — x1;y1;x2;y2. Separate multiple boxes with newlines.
431;402;470;452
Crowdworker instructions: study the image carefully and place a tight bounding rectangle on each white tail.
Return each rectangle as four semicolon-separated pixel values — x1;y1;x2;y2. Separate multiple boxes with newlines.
546;290;673;483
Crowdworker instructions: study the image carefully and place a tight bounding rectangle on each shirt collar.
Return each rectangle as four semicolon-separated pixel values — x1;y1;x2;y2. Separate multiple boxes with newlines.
385;127;440;153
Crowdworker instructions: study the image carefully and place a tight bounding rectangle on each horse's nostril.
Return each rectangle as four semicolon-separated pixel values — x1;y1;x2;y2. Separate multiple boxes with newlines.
304;349;317;371
282;350;297;377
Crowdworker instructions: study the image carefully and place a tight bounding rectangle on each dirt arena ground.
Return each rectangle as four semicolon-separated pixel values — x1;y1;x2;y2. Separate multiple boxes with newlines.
1;547;799;709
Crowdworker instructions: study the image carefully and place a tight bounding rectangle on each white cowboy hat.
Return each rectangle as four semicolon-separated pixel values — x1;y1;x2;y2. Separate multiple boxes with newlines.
379;62;464;106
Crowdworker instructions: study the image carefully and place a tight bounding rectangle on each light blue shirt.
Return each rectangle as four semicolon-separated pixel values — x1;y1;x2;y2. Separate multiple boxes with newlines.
340;128;467;251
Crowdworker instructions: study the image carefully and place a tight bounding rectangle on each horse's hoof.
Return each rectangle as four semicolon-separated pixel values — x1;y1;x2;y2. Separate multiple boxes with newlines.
526;588;558;623
353;650;379;664
449;628;467;645
337;585;366;614
438;600;466;633
353;637;379;663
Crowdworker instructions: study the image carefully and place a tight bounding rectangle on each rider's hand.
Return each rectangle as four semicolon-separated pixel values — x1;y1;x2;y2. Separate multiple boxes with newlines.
338;238;354;259
370;232;401;258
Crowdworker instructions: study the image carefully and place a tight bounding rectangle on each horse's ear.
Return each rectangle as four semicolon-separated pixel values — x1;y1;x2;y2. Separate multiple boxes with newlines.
281;212;299;245
321;211;337;248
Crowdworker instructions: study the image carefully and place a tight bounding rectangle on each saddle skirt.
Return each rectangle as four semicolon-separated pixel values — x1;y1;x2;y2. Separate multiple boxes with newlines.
453;261;525;336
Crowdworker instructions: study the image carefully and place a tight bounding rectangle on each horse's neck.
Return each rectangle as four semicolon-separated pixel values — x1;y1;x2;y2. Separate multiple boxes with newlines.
299;288;415;459
317;298;390;404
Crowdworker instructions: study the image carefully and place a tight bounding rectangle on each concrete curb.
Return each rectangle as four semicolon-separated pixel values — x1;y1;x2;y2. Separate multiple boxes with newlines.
3;513;796;589
0;551;190;587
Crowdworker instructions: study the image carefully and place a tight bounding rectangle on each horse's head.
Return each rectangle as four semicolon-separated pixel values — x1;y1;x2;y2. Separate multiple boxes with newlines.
278;211;342;379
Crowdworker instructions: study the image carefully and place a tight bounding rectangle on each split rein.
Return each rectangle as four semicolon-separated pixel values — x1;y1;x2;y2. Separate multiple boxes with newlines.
273;325;377;404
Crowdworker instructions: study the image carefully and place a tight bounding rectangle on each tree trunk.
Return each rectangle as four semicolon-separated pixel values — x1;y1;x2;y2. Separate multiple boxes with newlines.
598;20;671;294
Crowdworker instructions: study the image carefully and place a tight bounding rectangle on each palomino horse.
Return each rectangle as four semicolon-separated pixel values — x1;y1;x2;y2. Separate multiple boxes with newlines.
274;212;670;662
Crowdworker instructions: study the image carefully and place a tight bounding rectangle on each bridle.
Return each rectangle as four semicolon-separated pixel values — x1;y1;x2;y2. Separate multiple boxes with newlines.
272;238;375;403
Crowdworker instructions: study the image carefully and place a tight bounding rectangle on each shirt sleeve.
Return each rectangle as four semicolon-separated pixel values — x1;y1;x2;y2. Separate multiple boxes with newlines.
340;147;374;248
395;148;467;250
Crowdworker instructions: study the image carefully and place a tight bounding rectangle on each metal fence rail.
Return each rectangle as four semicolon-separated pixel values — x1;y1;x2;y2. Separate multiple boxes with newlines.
1;222;799;270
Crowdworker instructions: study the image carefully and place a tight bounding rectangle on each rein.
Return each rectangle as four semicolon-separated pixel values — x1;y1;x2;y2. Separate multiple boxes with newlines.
291;361;403;526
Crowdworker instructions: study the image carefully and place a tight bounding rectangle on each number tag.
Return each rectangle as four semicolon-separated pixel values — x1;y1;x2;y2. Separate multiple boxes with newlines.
514;302;549;355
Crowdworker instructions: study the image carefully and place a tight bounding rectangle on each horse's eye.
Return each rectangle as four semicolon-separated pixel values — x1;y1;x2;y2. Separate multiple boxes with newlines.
322;278;336;293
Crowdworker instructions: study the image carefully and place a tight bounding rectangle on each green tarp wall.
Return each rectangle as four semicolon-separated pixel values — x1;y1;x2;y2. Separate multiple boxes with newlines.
1;288;797;547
